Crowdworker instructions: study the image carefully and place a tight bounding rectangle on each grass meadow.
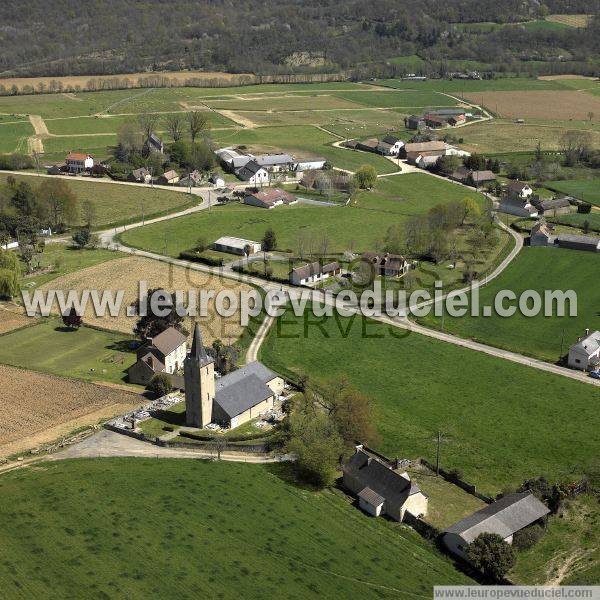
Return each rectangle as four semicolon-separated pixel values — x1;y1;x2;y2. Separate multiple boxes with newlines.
0;459;471;598
260;310;600;495
0;173;198;228
546;178;600;206
120;173;487;256
419;247;600;362
0;121;34;153
0;318;136;385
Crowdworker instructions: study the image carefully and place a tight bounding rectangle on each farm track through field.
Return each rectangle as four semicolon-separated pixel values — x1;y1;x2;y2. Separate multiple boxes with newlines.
27;114;47;153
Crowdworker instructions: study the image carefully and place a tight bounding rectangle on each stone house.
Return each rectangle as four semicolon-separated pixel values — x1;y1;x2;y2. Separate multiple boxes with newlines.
568;329;600;371
128;327;187;386
343;447;428;522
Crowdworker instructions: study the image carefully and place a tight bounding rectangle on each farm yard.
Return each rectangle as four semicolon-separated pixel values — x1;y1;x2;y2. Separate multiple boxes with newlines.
0;364;142;458
260;309;600;495
38;256;254;345
0;459;472;597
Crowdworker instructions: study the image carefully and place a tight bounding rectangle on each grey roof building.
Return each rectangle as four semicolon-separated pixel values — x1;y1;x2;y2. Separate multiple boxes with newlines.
184;322;285;429
343;447;428;521
443;493;549;559
568;329;600;370
556;233;600;252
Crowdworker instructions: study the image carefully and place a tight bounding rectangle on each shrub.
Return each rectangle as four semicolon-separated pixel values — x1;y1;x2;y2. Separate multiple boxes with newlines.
147;373;172;397
512;524;545;550
577;203;592;214
466;533;516;581
447;468;463;482
179;250;224;266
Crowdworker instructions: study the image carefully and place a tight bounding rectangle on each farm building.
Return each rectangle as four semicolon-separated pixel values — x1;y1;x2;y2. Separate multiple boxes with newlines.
405;151;439;168
400;141;447;159
531;197;572;217
448;114;467;126
530;221;556;247
216;148;254;171
66;152;94;174
450;166;471;183
243;188;297;209
128;167;151;183
362;252;409;277
212;236;261;256
342;447;428;522
568;329;600;371
443;493;549;561
380;135;404;155
468;170;496;188
556;233;600;252
251;154;295;174
289;261;341;286
236;161;270;184
184;324;284;429
294;157;327;171
405;115;425;130
158;170;180;185
423;114;446;129
178;170;203;188
128;327;187;386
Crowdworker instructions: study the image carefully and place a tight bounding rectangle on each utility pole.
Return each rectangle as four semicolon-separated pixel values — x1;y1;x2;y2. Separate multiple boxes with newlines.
559;329;565;362
436;430;442;476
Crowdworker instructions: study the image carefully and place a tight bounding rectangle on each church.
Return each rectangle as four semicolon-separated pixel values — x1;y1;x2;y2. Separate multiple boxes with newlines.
184;323;285;429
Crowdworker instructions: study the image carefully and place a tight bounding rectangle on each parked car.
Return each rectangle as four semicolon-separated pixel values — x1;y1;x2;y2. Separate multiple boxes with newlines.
589;370;600;380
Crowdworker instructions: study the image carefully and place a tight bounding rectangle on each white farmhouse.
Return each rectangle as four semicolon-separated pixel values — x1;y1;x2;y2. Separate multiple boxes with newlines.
568;329;600;371
236;160;270;184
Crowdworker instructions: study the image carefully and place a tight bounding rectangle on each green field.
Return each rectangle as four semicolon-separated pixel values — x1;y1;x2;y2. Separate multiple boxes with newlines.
260;310;600;494
0;459;471;598
546;179;600;207
0;121;34;153
378;78;569;93
0;173;198;228
0;318;136;384
119;173;486;256
419;247;600;362
548;211;600;232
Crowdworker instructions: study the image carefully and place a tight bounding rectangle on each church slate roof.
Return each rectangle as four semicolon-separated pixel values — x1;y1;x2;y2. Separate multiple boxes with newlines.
214;374;273;418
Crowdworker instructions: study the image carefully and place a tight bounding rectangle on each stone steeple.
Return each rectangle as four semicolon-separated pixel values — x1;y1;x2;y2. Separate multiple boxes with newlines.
184;322;215;427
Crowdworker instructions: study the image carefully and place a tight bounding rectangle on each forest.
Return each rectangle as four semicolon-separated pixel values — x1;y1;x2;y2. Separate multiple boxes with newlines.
0;0;599;79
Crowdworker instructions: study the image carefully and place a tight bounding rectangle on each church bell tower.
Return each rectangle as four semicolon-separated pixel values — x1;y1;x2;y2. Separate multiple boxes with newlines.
184;323;215;428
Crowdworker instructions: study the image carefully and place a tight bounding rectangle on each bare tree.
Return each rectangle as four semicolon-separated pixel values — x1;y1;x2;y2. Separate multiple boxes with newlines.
165;114;184;141
188;111;208;143
138;112;160;142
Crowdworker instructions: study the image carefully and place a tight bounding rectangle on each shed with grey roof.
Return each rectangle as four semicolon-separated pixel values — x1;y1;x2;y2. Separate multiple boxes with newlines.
556;233;600;252
443;493;549;560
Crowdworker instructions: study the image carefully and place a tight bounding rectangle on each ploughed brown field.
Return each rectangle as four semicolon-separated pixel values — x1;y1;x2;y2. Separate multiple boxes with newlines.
39;256;253;345
0;70;252;93
0;364;142;457
0;305;30;335
464;90;600;120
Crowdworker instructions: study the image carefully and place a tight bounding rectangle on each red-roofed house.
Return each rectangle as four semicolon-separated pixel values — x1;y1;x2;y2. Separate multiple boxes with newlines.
66;152;94;174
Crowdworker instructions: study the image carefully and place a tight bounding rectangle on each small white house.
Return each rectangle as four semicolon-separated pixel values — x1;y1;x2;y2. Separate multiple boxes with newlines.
236;160;270;184
568;329;600;371
289;261;341;286
507;180;533;200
